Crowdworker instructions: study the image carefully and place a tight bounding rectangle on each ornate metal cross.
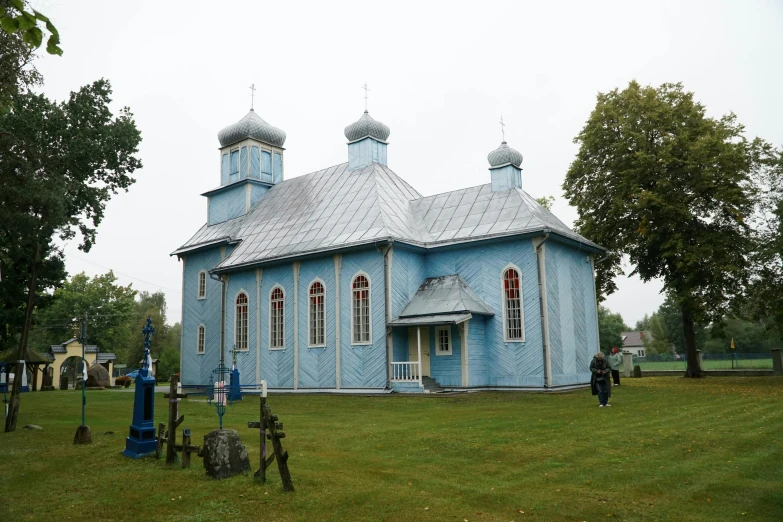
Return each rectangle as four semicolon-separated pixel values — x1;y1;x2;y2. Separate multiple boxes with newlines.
142;317;155;370
249;83;256;110
362;82;370;111
500;116;506;142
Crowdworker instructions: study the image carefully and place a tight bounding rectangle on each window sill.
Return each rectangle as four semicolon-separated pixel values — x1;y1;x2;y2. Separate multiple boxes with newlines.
351;342;372;347
435;351;452;356
197;351;205;355
308;345;326;349
504;339;526;344
197;296;206;301
269;347;285;351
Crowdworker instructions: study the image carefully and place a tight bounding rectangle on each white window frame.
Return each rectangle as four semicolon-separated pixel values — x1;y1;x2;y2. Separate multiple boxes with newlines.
234;290;249;352
350;272;372;345
435;326;452;356
197;270;207;300
307;278;326;348
269;285;285;350
501;264;525;342
197;324;205;354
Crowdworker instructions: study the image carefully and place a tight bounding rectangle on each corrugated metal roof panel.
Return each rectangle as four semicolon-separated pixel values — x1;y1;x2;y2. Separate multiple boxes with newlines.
399;275;494;317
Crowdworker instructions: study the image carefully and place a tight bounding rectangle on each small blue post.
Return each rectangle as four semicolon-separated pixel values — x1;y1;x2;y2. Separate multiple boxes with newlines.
228;345;242;402
81;318;86;426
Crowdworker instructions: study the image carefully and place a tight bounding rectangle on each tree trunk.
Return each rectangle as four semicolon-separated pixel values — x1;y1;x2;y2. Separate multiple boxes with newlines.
5;243;40;432
681;304;702;378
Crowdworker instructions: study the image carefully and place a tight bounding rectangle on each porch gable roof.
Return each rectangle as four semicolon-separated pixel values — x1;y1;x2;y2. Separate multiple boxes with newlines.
398;274;494;318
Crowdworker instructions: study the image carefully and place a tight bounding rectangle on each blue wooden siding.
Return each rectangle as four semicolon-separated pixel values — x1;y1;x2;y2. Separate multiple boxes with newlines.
468;317;492;386
390;247;426;319
429;324;462;386
545;241;595;386
229;150;239;183
224;272;258;383
208;185;247;225
339;249;387;388
221;153;229;185
259;264;295;388
261;151;272;182
490;165;522;192
273;153;283;183
425;239;544;387
297;258;337;388
240;147;248;180
250;184;268;209
250;146;260;179
181;248;223;386
348;138;388;169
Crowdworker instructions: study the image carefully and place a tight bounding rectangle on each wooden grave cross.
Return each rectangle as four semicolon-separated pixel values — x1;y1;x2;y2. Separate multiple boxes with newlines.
247;381;294;491
159;373;190;464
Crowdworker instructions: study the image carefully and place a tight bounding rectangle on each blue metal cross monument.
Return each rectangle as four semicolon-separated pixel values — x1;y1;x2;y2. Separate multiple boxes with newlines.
122;317;158;458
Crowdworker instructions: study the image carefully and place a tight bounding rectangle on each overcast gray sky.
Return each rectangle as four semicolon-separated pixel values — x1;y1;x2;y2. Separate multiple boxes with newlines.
32;0;783;328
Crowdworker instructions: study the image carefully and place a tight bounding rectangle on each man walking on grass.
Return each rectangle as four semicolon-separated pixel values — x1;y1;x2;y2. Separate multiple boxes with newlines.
608;347;622;386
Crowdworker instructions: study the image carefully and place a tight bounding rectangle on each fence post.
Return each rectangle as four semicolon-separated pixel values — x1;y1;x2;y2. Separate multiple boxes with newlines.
771;349;783;376
622;352;633;378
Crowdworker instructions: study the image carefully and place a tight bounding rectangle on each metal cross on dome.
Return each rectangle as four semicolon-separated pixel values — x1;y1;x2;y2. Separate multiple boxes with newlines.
362;82;370;111
500;116;506;142
249;83;256;110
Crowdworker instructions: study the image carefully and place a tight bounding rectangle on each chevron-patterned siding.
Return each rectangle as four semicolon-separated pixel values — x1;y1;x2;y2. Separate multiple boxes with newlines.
390;248;426;319
208;186;247;225
429;324;462;386
546;242;596;386
425;239;544;387
181;248;224;386
340;250;387;388
259;264;295;388
224;271;258;386
297;257;337;388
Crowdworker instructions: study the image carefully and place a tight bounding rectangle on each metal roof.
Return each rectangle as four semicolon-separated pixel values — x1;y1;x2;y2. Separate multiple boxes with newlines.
95;352;117;363
488;141;523;167
344;111;390;142
399;275;494;317
217;109;286;148
174;161;603;266
389;313;472;326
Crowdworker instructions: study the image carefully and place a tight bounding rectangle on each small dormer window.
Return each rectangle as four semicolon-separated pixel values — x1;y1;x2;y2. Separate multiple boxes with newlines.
229;149;239;182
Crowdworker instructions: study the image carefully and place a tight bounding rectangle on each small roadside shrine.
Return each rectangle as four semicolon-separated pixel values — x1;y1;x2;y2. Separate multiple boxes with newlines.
0;347;52;393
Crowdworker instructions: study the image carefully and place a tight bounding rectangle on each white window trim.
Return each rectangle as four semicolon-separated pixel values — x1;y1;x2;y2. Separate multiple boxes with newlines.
197;270;207;300
435;326;452;356
234;289;250;352
196;323;206;355
268;285;286;351
501;263;526;343
307;278;327;348
350;272;372;346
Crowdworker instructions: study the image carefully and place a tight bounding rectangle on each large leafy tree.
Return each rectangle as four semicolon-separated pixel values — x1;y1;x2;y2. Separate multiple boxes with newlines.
29;272;137;359
563;81;758;377
747;145;783;335
2;80;142;432
0;0;61;56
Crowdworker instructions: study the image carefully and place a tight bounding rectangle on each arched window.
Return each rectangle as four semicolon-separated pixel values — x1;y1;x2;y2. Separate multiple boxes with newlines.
502;267;524;341
197;271;206;299
309;281;325;347
270;287;284;349
197;325;205;354
235;292;249;351
352;275;371;344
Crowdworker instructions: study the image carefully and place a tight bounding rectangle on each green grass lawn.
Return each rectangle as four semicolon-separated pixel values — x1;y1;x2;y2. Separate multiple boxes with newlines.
1;378;782;522
634;359;773;371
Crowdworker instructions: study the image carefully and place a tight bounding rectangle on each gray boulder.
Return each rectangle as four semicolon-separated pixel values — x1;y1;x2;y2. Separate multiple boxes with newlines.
202;429;251;480
86;363;111;388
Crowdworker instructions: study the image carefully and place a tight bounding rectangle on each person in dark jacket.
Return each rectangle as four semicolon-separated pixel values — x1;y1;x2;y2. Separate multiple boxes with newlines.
590;352;612;407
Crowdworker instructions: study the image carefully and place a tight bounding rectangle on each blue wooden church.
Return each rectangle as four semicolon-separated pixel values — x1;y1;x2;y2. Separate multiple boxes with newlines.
173;106;604;393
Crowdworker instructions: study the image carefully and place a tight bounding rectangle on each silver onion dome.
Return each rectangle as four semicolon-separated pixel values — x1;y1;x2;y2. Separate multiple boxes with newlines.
217;109;286;148
344;110;391;142
487;141;523;168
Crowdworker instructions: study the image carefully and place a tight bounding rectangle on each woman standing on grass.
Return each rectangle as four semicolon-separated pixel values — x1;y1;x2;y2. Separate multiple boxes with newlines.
590;352;612;407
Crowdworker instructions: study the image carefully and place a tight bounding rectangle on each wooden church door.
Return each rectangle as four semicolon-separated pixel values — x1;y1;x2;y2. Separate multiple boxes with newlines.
408;327;431;377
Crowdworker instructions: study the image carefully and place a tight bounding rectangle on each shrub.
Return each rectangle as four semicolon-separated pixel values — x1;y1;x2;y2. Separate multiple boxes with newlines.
115;375;132;387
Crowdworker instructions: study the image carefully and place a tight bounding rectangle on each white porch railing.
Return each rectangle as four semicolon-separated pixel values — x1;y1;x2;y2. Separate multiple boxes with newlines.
391;361;421;382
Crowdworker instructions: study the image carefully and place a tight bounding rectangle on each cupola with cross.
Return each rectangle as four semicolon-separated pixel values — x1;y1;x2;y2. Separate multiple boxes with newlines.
204;85;287;225
345;83;391;170
487;117;523;192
